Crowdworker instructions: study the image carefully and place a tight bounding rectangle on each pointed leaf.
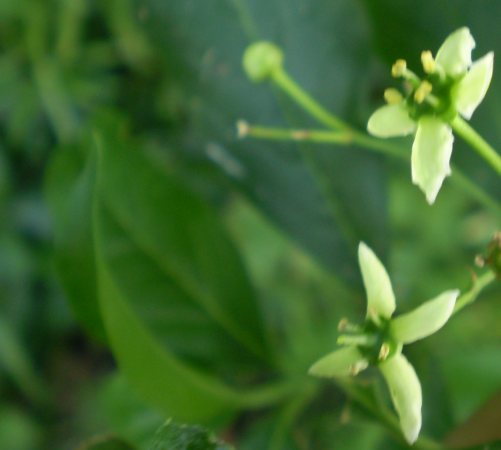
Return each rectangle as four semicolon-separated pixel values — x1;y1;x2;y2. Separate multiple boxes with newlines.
456;52;494;119
436;27;475;77
139;0;389;285
358;242;396;319
309;346;367;378
45;143;106;342
391;290;459;344
379;354;422;444
367;104;416;138
90;114;290;422
411;117;454;204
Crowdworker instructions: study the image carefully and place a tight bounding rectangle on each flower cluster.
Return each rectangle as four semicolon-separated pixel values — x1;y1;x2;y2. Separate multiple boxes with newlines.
367;28;494;204
309;243;459;444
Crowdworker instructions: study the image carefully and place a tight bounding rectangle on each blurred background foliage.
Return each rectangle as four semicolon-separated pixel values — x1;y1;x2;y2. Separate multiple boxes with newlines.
0;0;500;449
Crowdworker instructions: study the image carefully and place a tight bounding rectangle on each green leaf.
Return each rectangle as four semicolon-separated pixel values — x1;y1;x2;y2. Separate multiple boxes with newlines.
138;0;389;283
92;114;289;421
148;420;232;450
77;435;136;450
445;390;501;449
94;114;268;363
45;141;106;342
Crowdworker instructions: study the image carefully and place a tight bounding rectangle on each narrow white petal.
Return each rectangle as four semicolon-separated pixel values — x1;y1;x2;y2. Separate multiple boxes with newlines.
411;118;454;204
391;290;459;344
380;354;422;444
358;242;396;320
436;27;475;77
367;104;416;138
456;52;494;119
309;346;368;378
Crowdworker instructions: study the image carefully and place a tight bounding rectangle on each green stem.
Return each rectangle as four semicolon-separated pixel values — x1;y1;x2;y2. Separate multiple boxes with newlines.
239;122;501;215
453;271;496;315
262;66;501;212
271;67;349;131
450;116;501;177
238;121;351;144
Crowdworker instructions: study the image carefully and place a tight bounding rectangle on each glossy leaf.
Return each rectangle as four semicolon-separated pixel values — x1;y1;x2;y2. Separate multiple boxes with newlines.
138;0;389;283
92;114;280;421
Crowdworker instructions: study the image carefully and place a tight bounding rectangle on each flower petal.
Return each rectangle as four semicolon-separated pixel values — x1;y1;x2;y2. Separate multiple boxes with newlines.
367;104;416;138
436;27;475;77
390;290;459;344
456;52;494;119
358;242;396;319
379;354;422;444
309;346;368;378
411;117;454;204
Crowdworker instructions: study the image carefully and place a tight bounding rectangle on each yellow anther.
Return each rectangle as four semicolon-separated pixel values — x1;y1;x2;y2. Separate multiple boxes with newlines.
414;80;433;104
391;59;407;78
384;88;403;105
349;360;369;376
378;343;390;361
421;50;436;74
236;120;250;138
338;318;349;331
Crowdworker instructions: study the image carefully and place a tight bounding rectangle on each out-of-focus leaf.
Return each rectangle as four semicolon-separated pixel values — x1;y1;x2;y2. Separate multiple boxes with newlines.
0;313;48;404
136;0;389;283
451;442;501;450
46;141;106;342
148;420;232;450
440;344;501;423
92;114;288;422
0;407;42;450
445;390;501;449
77;435;136;450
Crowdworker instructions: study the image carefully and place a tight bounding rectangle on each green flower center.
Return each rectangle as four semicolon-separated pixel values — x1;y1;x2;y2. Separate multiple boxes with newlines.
338;317;401;366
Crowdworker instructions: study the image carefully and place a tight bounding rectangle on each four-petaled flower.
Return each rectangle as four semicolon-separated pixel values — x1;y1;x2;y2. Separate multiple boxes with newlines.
309;242;459;444
367;27;494;204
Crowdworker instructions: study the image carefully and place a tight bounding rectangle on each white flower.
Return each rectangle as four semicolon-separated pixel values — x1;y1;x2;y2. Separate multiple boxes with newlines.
309;242;459;444
367;27;494;204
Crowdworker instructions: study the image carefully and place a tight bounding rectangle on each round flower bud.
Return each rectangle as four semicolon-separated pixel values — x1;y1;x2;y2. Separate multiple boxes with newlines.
243;42;284;82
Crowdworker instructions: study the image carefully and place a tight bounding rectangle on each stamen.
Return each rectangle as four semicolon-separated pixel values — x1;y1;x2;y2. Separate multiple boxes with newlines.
391;59;420;87
391;59;407;78
337;318;361;332
414;80;433;104
384;88;403;105
349;360;369;376
236;120;250;138
338;318;349;331
378;343;390;361
421;50;436;74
